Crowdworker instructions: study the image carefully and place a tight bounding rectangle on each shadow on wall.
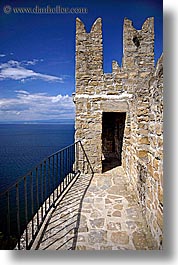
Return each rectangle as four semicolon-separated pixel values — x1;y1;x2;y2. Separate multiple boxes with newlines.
34;172;93;250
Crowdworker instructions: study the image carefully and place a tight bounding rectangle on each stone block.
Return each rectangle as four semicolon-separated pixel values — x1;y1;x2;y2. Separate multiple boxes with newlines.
107;222;121;231
158;185;163;204
132;232;147;250
112;210;121;217
156;208;163;230
88;230;107;244
89;218;105;229
137;150;148;158
138;137;149;145
111;232;129;245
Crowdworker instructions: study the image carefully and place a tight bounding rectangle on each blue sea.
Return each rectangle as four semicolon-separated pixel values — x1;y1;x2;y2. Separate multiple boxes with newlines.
0;123;75;194
0;123;75;244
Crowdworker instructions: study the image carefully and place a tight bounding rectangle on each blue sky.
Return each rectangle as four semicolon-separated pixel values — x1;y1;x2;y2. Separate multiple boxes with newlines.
0;0;163;122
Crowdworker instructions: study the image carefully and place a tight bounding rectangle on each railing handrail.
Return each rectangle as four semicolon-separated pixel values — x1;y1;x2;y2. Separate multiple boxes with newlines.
0;140;94;250
0;141;81;197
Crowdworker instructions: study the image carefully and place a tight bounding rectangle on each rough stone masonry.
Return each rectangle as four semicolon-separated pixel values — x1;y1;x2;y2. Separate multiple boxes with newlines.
73;17;163;249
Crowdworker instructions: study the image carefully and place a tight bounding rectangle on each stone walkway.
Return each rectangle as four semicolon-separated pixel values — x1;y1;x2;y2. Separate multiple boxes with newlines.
32;166;158;250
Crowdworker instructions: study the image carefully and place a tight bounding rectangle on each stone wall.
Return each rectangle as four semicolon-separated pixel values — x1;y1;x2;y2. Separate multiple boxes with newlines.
74;17;163;248
147;55;163;246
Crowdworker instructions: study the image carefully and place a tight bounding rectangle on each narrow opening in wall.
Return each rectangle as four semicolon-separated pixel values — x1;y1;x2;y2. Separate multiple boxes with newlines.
133;36;140;47
102;112;126;173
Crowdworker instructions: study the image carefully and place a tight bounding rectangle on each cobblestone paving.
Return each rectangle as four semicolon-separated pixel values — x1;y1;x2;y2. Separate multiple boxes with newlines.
34;166;158;250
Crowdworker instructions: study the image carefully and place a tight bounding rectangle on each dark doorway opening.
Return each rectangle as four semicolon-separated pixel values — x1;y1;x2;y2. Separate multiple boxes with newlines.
102;112;126;172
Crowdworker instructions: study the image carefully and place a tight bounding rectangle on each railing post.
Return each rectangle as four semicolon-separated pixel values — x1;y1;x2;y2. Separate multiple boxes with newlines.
60;151;64;192
6;191;10;238
76;141;79;172
36;167;39;228
44;160;47;214
16;184;20;249
56;153;59;197
64;149;67;189
59;151;61;193
82;146;85;174
30;172;34;240
67;147;69;186
48;157;51;207
24;176;28;248
69;145;72;181
52;155;55;204
40;163;43;221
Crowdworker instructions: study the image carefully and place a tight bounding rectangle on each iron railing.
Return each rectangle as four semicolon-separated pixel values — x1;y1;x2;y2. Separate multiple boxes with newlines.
0;141;93;250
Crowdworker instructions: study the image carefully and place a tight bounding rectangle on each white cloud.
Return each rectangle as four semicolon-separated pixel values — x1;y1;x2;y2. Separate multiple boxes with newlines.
0;60;63;82
0;54;6;57
23;59;38;65
14;90;30;95
0;90;75;121
21;59;44;66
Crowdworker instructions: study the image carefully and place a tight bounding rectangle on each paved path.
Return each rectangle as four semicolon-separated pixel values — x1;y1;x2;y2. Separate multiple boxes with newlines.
32;166;158;250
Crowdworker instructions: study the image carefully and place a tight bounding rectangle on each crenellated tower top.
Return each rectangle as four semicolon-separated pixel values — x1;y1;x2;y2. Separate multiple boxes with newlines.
122;17;154;71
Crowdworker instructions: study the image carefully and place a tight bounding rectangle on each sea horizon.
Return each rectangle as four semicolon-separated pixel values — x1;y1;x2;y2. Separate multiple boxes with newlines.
0;119;75;125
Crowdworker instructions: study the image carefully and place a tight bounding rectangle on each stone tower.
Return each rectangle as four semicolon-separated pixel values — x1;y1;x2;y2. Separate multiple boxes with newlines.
123;17;154;71
73;17;163;248
74;17;155;174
